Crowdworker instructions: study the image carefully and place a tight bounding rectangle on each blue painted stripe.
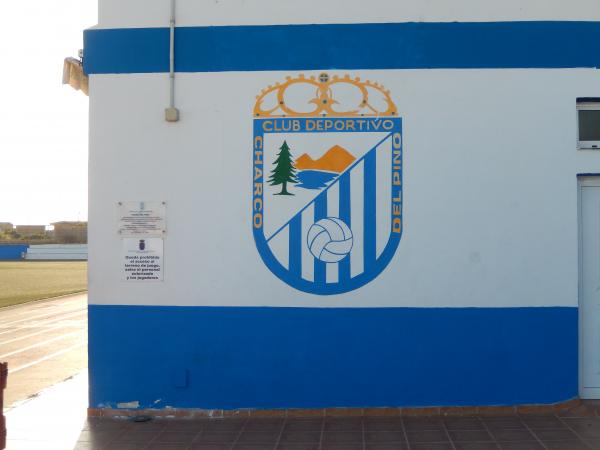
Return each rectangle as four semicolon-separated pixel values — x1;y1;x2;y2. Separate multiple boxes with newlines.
314;194;327;284
363;151;376;271
338;173;351;282
84;27;169;75
288;215;301;277
84;22;600;74
88;305;578;410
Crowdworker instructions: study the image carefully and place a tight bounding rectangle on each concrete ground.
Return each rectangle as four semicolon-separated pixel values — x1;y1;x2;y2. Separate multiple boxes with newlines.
70;414;600;450
0;293;87;408
5;371;88;449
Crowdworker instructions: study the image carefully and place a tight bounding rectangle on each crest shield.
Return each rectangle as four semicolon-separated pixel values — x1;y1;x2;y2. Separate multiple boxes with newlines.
252;74;402;295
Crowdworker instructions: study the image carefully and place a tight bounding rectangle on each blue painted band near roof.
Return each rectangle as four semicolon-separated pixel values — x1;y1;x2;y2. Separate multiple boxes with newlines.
83;21;600;75
88;305;577;410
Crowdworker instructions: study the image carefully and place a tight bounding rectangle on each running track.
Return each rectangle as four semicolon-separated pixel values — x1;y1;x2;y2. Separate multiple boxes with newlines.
0;293;87;409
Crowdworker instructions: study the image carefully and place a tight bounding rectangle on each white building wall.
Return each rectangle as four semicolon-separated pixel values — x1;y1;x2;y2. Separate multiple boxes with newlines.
89;68;600;308
96;0;600;28
85;0;598;410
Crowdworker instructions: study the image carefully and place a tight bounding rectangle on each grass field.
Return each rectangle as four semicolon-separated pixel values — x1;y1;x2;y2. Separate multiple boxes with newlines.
0;261;87;308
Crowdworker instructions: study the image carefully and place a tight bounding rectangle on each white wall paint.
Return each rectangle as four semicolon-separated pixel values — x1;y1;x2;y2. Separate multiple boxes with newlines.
96;0;600;29
88;68;600;308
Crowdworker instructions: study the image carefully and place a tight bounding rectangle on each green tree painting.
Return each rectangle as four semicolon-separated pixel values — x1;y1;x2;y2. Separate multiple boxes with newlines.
268;141;298;195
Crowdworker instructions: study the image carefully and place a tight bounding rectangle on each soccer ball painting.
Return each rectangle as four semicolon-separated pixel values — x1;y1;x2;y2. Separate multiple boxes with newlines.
307;217;353;263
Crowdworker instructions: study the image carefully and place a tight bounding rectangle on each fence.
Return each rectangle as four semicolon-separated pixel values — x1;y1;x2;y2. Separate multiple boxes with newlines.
25;244;87;261
0;245;28;261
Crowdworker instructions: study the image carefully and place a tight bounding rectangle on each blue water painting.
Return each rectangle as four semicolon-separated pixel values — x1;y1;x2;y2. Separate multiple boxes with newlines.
296;170;338;190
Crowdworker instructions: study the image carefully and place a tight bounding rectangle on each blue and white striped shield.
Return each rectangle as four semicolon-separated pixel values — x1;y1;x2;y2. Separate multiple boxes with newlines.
252;116;402;295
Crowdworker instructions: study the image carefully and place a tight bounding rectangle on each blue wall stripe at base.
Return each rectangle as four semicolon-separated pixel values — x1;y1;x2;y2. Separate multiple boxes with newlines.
83;21;600;75
88;305;578;410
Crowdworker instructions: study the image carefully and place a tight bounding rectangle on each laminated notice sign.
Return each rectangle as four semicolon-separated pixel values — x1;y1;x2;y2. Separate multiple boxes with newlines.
118;201;166;236
122;238;164;281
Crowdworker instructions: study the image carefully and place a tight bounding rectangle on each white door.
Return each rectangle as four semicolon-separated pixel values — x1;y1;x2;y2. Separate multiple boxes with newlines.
581;177;600;398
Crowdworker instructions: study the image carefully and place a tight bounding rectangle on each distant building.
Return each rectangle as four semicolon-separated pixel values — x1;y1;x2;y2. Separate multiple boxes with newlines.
15;225;46;237
0;223;13;233
51;221;87;243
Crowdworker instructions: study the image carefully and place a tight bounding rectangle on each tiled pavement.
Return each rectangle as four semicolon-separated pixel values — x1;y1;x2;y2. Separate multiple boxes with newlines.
8;373;600;449
74;414;600;450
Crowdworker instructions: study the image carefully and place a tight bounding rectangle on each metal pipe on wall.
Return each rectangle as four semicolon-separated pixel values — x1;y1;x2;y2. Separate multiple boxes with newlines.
165;0;179;122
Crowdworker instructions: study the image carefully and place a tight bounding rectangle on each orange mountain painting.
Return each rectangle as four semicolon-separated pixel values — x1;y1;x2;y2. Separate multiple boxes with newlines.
295;145;356;173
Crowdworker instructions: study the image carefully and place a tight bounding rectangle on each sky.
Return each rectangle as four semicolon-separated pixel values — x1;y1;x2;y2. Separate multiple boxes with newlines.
0;1;97;225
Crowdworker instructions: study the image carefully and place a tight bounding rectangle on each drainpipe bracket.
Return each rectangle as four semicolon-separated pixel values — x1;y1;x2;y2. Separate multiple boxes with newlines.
165;107;180;122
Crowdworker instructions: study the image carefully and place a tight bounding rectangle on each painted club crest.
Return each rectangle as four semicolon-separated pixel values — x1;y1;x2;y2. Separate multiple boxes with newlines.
252;73;402;295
